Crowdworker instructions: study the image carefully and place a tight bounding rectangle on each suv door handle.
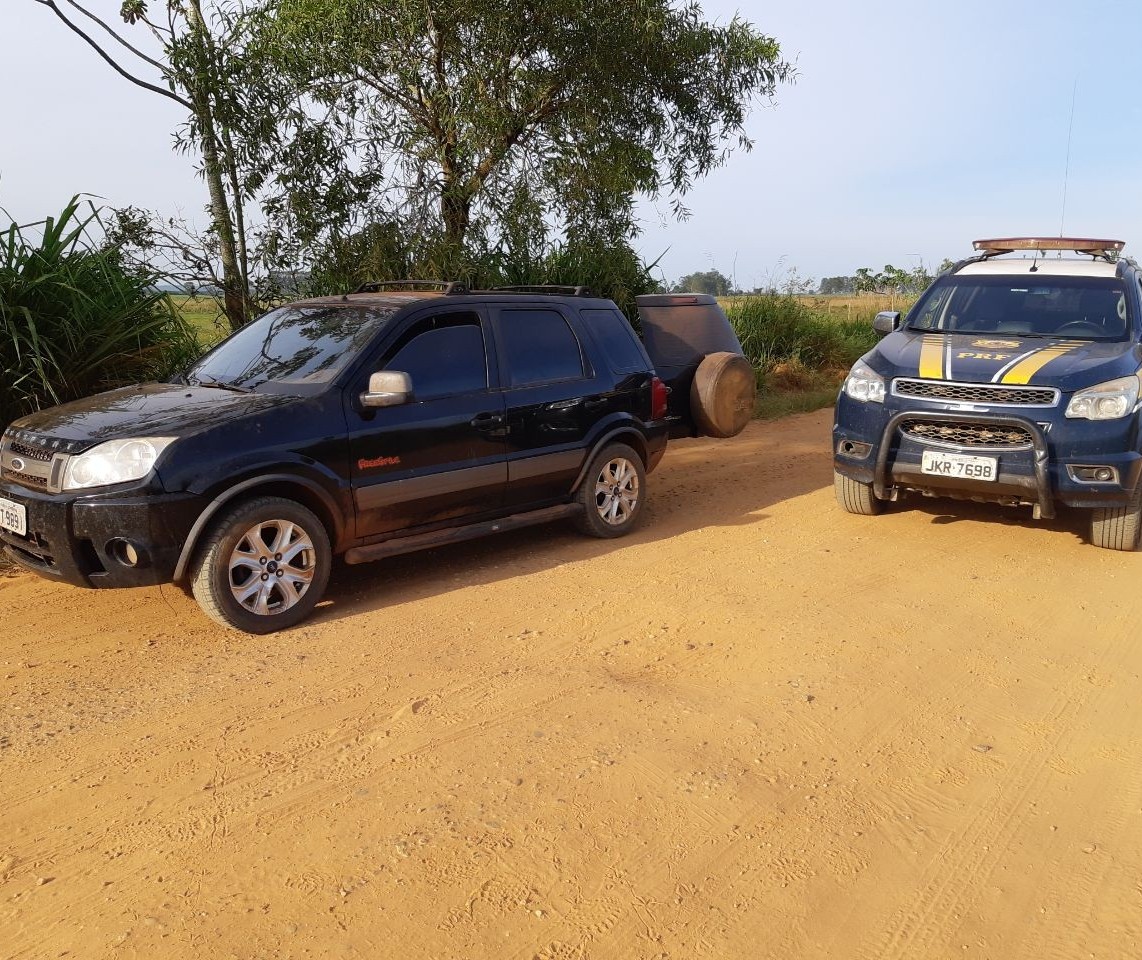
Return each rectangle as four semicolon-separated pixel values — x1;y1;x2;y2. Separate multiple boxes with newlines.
470;412;505;429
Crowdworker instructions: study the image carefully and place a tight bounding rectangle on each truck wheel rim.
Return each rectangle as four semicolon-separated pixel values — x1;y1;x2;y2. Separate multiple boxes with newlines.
594;457;639;526
228;519;316;616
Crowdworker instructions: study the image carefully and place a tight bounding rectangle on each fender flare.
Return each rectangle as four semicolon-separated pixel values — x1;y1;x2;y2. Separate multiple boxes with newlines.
172;473;345;582
570;426;649;493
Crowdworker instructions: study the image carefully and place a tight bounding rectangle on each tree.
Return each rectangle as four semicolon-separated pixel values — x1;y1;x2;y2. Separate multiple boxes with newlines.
31;0;278;330
819;276;855;295
854;262;935;308
259;0;793;255
674;269;732;297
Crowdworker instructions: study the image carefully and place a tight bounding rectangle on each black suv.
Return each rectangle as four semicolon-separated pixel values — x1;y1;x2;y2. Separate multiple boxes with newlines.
0;284;676;632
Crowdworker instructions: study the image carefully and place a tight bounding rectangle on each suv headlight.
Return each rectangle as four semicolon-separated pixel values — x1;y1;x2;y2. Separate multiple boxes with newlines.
61;437;176;490
844;359;886;403
1065;376;1141;421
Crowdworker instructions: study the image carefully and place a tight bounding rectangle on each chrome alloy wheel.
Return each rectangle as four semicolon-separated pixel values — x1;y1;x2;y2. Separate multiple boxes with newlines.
227;519;317;616
594;456;640;526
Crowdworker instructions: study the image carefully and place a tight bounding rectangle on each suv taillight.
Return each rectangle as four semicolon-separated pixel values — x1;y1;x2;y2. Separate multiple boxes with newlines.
651;376;669;420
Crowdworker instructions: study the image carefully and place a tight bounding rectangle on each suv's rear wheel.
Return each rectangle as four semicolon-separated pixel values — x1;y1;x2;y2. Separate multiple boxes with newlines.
576;443;646;538
834;470;883;516
191;496;331;633
1090;482;1142;550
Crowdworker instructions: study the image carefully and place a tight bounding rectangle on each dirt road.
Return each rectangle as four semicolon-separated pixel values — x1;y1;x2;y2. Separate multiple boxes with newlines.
3;408;1141;959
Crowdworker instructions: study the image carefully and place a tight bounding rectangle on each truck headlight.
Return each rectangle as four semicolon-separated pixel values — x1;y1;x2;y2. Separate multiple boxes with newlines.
61;438;176;490
1065;376;1141;421
844;359;886;403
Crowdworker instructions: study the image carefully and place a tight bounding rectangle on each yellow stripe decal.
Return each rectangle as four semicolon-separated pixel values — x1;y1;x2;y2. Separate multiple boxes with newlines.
918;335;945;379
1000;342;1082;384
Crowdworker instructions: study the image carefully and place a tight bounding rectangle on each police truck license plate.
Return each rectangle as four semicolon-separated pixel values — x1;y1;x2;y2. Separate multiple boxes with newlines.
921;451;998;481
0;496;26;536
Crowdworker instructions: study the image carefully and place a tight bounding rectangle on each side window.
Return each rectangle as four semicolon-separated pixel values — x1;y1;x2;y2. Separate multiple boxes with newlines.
579;309;650;375
497;309;585;387
384;311;488;400
912;286;953;331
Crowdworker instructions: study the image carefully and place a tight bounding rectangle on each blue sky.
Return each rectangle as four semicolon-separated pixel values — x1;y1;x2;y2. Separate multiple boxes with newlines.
2;1;1140;289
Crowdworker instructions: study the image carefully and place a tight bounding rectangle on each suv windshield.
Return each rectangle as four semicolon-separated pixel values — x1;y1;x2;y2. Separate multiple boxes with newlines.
185;305;395;391
906;275;1130;341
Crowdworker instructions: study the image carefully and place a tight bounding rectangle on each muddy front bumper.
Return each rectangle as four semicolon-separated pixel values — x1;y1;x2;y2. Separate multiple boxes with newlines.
0;481;205;589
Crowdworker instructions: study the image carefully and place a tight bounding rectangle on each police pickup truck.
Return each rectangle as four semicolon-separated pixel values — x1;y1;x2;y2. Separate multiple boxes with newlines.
833;237;1142;550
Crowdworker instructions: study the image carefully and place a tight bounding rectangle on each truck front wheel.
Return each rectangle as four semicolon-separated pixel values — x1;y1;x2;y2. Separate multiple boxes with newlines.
834;470;883;516
1090;482;1142;551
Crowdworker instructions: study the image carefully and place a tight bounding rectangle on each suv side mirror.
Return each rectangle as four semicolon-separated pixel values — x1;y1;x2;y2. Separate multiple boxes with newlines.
873;311;902;337
361;370;413;408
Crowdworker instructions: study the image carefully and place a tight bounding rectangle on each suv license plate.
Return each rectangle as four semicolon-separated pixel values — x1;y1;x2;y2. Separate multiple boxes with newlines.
921;451;998;482
0;496;27;536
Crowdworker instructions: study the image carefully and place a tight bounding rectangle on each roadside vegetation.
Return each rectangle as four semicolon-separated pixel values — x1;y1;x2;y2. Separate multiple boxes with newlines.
723;294;895;419
0;198;198;433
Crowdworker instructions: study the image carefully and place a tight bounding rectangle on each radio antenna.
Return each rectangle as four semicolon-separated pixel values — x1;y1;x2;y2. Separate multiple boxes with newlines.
1059;79;1077;237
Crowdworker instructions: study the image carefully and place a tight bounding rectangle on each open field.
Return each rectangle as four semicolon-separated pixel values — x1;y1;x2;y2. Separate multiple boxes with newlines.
3;409;1141;959
169;295;228;346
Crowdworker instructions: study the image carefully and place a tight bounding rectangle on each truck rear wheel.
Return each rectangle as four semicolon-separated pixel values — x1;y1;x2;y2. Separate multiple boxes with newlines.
1090;482;1142;550
690;352;756;439
191;496;332;633
834;470;883;516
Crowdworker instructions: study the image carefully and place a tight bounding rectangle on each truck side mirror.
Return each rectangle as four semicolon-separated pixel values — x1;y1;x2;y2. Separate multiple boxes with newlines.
361;370;413;408
873;311;902;338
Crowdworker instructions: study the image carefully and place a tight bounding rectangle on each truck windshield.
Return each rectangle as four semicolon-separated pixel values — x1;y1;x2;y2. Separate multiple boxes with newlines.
185;305;396;391
905;275;1130;341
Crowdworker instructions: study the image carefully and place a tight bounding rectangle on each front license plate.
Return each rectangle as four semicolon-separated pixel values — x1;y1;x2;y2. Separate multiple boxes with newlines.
0;496;27;536
921;450;998;482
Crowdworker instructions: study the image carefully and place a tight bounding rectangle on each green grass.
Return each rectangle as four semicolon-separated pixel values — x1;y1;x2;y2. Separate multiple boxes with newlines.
171;295;228;346
717;293;874;419
755;381;841;420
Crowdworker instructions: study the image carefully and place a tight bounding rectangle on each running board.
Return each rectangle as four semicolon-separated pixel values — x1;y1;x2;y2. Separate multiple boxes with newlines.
343;504;583;565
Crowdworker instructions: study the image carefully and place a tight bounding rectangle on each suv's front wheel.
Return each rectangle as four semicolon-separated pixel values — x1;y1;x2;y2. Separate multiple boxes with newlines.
191;496;332;633
576;443;647;538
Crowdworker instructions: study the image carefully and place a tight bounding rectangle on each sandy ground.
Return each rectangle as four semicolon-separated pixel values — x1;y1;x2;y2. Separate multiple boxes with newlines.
2;408;1141;960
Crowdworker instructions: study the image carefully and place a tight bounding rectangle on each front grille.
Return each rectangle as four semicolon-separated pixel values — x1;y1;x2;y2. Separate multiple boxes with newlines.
901;419;1034;449
894;379;1057;406
9;440;55;463
6;470;48;490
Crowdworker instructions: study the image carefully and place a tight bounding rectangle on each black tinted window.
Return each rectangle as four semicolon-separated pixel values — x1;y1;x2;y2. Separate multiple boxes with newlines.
498;309;585;386
386;314;487;399
579;309;649;374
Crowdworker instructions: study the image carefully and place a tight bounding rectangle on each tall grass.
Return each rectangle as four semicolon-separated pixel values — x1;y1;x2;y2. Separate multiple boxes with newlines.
1;198;200;431
725;293;880;372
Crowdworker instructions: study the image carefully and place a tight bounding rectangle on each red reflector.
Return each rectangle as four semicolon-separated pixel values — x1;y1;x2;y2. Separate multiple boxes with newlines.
651;376;669;419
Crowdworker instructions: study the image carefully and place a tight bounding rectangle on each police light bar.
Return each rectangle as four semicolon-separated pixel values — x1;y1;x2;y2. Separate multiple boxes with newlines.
973;237;1126;256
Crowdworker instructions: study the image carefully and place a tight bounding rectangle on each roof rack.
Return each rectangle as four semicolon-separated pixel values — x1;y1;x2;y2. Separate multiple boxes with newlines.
352;280;468;295
972;237;1126;261
489;284;595;297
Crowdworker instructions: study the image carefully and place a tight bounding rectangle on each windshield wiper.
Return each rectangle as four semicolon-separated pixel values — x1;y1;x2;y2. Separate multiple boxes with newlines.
190;376;253;394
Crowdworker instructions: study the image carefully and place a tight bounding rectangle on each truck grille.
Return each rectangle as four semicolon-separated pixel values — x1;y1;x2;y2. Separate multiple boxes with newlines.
901;419;1034;449
894;379;1058;406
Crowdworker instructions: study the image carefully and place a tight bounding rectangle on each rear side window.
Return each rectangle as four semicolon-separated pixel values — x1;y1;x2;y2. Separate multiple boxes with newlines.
579;309;650;375
385;311;488;399
496;309;585;386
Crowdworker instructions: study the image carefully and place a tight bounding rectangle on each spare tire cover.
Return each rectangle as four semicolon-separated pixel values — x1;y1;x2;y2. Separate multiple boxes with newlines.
690;352;756;438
